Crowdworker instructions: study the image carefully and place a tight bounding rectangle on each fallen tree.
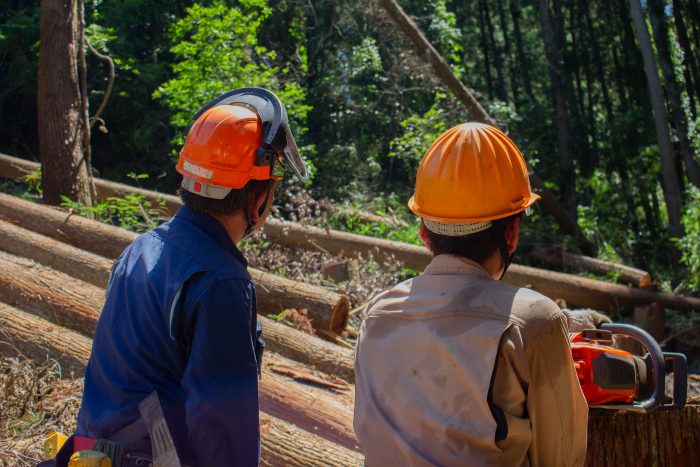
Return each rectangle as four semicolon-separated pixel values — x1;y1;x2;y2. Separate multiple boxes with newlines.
0;193;349;332
0;301;91;376
0;248;355;382
0;302;361;463
0;255;359;451
529;246;652;287
0;219;112;288
2;163;699;313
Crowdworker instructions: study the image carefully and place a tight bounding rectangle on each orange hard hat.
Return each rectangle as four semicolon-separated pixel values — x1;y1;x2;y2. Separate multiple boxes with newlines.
408;122;540;225
177;87;308;198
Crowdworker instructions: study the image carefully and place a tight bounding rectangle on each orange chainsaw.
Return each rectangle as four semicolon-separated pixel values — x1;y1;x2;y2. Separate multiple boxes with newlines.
570;323;687;413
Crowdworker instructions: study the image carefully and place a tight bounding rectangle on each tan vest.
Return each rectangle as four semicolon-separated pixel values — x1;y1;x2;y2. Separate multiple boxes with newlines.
353;254;587;466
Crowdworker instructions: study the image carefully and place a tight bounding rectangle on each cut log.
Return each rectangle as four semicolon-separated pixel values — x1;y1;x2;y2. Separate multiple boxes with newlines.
530;246;653;287
0;248;354;381
0;251;104;336
0;193;349;332
586;406;700;466
259;317;355;383
4;166;697;313
504;264;700;313
0;257;359;451
0;219;112;288
0;153;182;215
0;301;92;375
0;303;361;463
260;414;362;466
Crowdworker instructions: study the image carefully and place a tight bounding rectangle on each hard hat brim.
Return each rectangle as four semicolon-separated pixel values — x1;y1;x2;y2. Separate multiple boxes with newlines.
408;192;541;223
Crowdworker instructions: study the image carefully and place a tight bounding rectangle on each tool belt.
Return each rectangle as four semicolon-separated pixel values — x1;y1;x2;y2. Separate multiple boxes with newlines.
39;392;193;467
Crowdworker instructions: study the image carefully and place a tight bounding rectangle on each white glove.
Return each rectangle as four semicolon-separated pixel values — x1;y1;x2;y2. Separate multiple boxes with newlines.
564;308;612;333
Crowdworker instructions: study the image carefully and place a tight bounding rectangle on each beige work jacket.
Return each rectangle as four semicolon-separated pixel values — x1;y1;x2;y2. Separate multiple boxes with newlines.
353;254;588;466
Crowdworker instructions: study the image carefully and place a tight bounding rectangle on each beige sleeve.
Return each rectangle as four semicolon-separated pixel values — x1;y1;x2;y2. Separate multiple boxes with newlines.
492;314;588;467
526;314;588;467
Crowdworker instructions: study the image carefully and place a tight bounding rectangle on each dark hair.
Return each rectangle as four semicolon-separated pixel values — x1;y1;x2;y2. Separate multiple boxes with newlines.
178;179;272;217
424;212;523;265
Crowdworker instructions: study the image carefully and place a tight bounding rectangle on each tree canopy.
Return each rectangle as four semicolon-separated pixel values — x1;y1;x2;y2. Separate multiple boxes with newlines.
0;0;698;290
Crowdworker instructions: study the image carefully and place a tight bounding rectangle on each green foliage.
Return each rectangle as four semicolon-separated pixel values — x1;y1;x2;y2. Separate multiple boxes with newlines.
59;174;165;233
676;187;700;292
154;1;310;150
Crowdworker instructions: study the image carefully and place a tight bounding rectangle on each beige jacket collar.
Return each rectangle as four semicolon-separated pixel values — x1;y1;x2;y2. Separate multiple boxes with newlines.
423;254;491;279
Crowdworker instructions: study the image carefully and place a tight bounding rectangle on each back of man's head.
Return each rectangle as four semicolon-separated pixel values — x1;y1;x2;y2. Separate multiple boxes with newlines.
408;123;539;274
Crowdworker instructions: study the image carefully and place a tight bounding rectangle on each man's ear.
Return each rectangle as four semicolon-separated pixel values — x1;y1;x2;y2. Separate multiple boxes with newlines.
419;221;431;251
505;216;521;254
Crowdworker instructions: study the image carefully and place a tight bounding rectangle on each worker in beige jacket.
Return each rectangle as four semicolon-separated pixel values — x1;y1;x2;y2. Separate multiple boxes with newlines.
354;123;592;466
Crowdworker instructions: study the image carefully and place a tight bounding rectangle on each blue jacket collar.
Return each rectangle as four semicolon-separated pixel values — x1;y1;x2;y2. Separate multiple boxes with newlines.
173;206;248;268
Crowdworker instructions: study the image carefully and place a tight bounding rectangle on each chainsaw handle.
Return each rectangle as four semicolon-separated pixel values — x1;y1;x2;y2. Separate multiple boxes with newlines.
663;353;687;410
600;323;665;413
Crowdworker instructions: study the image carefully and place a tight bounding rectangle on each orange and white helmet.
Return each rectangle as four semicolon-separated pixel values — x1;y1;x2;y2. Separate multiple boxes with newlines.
408;122;540;236
177;87;309;199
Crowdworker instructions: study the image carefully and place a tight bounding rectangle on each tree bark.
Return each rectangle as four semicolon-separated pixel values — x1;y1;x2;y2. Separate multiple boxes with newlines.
0;245;354;381
529;246;652;288
629;0;684;239
1;189;698;313
504;264;700;313
648;0;700;188
585;406;700;466
0;193;349;333
37;0;91;206
0;303;362;462
0;250;103;336
0;218;113;288
537;0;577;216
0;301;92;376
259;414;362;466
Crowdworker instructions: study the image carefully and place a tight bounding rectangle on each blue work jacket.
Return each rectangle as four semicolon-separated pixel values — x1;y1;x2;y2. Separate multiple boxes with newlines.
77;206;262;466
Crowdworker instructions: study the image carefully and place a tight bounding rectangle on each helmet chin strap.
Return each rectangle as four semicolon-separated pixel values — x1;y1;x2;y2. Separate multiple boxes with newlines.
242;183;274;238
497;237;513;281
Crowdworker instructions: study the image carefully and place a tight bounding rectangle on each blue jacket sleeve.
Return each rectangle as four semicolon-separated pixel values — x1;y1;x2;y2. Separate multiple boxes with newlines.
180;277;260;466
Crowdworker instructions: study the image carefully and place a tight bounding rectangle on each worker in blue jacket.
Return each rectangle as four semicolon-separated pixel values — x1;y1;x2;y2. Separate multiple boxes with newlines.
73;88;309;466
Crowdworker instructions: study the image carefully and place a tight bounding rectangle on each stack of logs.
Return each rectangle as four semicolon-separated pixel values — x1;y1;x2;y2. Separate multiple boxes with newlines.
1;156;699;464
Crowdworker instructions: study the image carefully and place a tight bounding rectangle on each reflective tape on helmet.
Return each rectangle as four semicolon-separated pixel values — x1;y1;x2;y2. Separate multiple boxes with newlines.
182;161;214;180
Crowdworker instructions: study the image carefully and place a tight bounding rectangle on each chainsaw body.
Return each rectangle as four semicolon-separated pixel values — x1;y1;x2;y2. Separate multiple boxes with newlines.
570;323;687;413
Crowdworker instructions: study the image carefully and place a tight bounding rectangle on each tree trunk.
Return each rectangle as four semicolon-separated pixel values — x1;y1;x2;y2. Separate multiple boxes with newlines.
0;250;103;335
509;0;533;99
481;0;508;102
259;353;357;451
0;193;350;333
0;301;92;376
259;414;362;466
0;304;362;463
529;246;652;287
504;264;700;312
629;0;684;239
672;0;699;118
37;0;91;206
537;0;577;216
648;0;700;188
475;0;495;100
261;315;355;383
1;190;698;313
0;218;113;288
585;406;700;466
